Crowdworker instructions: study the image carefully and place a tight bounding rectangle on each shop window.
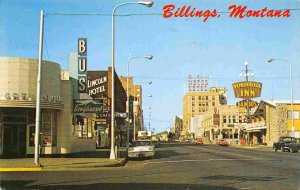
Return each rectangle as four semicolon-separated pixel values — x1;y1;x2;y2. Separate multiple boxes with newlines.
0;124;2;147
41;111;57;147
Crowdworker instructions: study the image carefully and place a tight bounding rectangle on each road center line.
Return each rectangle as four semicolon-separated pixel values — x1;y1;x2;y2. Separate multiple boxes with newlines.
139;158;260;165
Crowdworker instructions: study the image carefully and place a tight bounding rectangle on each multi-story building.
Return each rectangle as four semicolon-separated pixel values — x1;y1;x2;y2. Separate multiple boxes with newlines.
172;116;183;140
182;87;227;139
201;105;246;143
119;76;143;139
249;100;300;146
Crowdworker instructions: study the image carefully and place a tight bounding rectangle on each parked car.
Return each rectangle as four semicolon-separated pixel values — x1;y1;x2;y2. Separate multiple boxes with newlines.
195;138;204;144
273;136;296;152
289;138;300;153
127;140;155;159
216;139;229;146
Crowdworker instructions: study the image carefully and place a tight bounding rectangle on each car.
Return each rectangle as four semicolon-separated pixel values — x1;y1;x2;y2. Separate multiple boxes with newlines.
273;136;296;152
195;138;204;144
216;139;230;146
127;140;155;159
289;138;300;153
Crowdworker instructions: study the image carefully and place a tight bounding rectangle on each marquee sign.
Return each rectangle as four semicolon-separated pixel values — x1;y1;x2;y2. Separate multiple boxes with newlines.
187;75;209;92
232;81;262;99
236;100;258;109
78;38;87;93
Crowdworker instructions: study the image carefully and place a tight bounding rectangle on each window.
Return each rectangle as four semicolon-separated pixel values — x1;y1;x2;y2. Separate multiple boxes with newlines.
212;102;215;106
238;116;242;123
206;96;208;100
199;102;201;106
198;96;201;100
41;111;57;147
228;116;231;123
192;96;195;101
223;116;227;123
192;102;195;106
287;111;300;119
206;102;209;106
232;116;236;123
212;96;215;100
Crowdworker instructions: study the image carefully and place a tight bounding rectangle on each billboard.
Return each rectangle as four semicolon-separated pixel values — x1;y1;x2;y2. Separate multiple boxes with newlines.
232;81;262;99
187;75;209;92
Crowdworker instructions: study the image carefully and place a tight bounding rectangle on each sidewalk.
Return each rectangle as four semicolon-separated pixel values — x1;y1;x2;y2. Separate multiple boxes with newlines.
230;144;273;151
0;149;128;172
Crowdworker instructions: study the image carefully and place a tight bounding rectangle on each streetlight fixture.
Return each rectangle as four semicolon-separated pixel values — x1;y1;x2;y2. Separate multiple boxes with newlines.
239;61;254;123
126;55;153;150
267;58;294;137
111;1;153;160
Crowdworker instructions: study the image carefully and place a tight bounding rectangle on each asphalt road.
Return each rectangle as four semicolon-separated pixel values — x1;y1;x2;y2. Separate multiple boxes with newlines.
1;144;300;190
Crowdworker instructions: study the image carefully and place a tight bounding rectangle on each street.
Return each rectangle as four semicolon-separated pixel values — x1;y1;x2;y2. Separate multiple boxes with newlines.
1;143;300;190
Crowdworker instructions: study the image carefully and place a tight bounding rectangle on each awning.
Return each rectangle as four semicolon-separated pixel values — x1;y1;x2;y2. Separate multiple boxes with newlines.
246;126;266;132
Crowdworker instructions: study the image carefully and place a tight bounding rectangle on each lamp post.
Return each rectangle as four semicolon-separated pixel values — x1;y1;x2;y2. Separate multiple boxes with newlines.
34;10;44;166
239;61;254;123
267;58;294;137
126;56;152;149
110;1;153;160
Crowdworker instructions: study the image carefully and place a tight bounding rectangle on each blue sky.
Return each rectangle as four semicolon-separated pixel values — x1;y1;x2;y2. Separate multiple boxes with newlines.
1;0;300;133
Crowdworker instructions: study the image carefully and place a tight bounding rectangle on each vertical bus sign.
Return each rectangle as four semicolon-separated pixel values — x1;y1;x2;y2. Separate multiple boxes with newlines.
78;38;87;93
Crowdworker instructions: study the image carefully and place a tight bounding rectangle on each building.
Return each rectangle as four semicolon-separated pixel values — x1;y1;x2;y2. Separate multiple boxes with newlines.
172;116;183;140
200;105;246;143
119;76;143;139
249;100;300;146
0;57;84;158
182;87;227;139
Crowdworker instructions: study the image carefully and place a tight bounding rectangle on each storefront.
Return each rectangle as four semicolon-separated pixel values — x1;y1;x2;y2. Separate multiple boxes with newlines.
0;57;77;158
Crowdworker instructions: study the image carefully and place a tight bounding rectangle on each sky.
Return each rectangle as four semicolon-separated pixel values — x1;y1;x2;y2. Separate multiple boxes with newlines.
1;0;300;133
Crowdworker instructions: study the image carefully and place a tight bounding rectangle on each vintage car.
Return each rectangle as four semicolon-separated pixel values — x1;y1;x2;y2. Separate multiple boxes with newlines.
195;138;204;144
127;140;155;159
216;139;230;146
273;136;296;152
289;138;300;153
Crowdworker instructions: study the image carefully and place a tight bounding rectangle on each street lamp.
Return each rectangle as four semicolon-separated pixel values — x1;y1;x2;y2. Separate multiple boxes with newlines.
126;55;153;149
267;58;294;137
111;1;153;160
239;61;254;123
